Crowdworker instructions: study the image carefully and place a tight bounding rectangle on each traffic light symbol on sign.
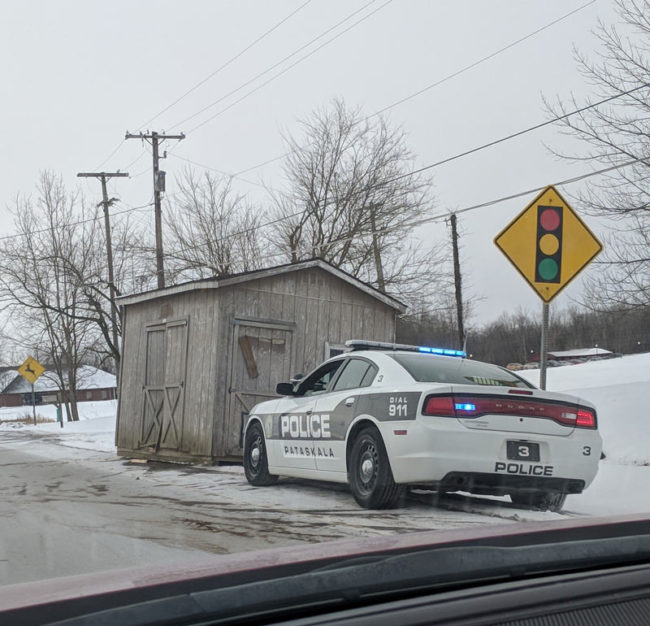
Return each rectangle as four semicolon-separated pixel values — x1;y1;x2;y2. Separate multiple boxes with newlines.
535;205;562;283
494;185;602;303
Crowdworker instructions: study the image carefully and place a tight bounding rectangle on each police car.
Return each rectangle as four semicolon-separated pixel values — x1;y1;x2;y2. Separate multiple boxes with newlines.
243;341;602;511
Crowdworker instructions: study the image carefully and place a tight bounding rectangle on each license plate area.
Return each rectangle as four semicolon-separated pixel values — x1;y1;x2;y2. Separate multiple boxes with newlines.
507;441;540;462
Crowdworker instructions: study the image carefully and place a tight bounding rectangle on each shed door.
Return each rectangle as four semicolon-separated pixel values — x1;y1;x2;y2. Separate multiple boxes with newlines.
226;321;294;457
140;319;188;452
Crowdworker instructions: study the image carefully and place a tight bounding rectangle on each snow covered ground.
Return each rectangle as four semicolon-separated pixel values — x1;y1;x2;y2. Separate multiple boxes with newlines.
1;353;649;519
0;399;117;423
0;401;118;451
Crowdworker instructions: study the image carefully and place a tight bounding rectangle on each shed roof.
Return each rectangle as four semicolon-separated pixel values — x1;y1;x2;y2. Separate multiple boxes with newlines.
117;258;407;313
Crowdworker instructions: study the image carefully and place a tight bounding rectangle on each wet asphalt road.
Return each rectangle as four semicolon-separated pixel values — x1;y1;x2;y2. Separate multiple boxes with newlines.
0;429;554;586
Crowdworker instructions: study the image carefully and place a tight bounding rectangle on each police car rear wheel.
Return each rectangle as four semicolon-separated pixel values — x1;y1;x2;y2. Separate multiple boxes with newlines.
510;490;567;512
244;423;278;486
349;426;403;509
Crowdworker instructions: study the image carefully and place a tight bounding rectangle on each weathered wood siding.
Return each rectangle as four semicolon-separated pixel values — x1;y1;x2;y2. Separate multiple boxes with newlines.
116;288;221;460
212;266;396;458
117;265;397;462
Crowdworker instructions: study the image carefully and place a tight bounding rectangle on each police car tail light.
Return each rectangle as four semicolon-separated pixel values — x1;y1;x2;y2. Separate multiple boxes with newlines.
576;407;596;429
423;395;456;417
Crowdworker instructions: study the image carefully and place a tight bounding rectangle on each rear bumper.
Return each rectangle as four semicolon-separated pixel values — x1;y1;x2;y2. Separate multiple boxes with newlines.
438;471;586;496
378;416;602;492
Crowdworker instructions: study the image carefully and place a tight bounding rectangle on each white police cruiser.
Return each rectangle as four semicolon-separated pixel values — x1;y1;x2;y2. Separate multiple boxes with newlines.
243;341;602;511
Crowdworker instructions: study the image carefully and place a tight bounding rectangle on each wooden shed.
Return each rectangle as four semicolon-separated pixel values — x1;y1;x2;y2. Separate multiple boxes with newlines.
115;259;406;463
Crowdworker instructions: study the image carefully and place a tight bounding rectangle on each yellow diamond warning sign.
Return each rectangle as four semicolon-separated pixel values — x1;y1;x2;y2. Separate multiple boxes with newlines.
18;355;46;385
494;185;603;303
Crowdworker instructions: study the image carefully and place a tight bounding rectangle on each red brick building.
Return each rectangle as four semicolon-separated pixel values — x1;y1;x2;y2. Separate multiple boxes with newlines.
0;366;116;407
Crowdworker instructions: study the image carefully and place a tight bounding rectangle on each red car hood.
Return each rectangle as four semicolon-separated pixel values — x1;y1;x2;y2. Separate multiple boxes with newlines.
1;513;648;613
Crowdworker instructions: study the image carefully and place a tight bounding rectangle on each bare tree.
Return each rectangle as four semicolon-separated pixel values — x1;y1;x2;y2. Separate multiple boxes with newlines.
545;0;650;308
0;173;101;419
269;99;450;310
163;169;265;281
0;171;148;417
73;210;145;374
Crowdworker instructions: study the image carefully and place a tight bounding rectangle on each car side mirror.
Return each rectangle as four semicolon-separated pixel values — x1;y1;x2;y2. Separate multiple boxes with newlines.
276;382;295;396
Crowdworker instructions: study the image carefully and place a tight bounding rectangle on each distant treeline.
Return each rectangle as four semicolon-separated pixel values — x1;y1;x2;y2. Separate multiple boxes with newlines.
397;306;650;366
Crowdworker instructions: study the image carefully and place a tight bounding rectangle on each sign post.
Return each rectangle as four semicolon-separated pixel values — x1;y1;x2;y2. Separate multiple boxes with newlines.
31;383;36;425
17;356;46;424
494;185;603;389
540;303;549;390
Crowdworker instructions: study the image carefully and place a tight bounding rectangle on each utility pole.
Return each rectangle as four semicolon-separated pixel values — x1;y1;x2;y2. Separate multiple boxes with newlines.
77;171;128;375
449;213;465;350
369;204;385;292
125;131;185;288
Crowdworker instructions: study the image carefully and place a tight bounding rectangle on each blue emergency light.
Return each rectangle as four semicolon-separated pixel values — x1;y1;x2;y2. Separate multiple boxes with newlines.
418;346;466;357
346;340;466;357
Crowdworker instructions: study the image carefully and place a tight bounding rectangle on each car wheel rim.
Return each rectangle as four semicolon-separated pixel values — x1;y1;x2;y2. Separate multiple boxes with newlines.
357;441;378;494
250;436;262;471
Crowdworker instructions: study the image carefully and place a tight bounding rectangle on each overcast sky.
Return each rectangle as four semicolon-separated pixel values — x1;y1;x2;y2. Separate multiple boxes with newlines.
0;0;619;327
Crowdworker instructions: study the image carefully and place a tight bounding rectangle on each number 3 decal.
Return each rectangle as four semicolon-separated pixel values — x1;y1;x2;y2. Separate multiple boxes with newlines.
582;446;591;456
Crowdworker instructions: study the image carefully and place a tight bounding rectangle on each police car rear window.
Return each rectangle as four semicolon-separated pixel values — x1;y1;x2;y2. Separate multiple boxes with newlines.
388;354;533;388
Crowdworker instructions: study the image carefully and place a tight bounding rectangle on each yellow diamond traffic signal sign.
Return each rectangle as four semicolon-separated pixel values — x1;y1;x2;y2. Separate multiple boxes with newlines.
494;185;603;303
18;355;46;385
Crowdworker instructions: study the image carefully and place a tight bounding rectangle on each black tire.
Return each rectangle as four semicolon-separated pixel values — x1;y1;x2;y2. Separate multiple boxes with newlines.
243;422;278;486
510;490;567;512
348;426;404;509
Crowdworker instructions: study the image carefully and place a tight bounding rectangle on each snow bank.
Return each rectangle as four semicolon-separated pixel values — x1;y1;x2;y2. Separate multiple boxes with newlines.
518;353;650;466
0;400;117;422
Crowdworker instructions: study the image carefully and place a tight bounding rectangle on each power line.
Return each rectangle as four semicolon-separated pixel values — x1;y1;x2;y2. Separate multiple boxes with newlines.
380;92;650;187
94;140;150;179
372;0;597;117
122;147;150;172
93;139;126;172
172;0;388;132
129;165;153;179
97;90;650;250
160;84;649;249
157;155;647;260
91;2;313;176
138;0;314;130
87;0;596;199
1;155;642;263
191;82;649;191
187;0;394;135
0;201;154;244
234;153;286;177
419;156;649;225
404;84;650;174
167;154;268;188
229;0;597;177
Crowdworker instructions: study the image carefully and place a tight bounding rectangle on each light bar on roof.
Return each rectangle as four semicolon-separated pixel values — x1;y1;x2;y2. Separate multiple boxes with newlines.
417;346;466;357
345;340;466;357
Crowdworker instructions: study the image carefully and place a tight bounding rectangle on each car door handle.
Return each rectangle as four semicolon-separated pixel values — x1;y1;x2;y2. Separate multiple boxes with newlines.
345;398;355;407
306;409;313;415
